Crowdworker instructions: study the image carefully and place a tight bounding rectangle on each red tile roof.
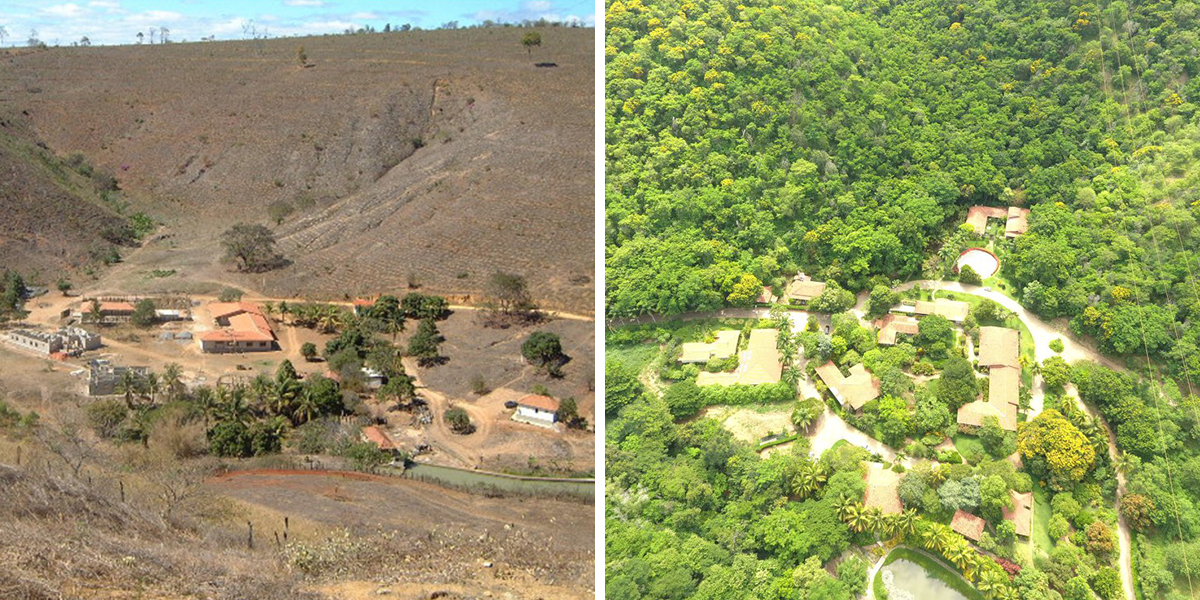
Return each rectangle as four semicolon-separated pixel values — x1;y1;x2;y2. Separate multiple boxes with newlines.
99;301;136;313
951;509;987;541
209;302;265;320
362;426;396;451
518;394;560;412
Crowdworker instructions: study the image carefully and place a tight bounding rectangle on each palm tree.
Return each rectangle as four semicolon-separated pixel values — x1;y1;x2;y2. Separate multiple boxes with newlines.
249;374;274;416
278;301;291;325
144;372;161;404
863;506;883;536
216;386;251;425
929;464;949;485
193;386;217;427
977;569;1009;598
262;301;275;319
162;363;184;402
293;388;321;424
117;369;142;410
993;585;1020;600
843;502;867;533
272;377;301;419
898;508;919;540
792;463;827;500
880;513;900;539
834;494;856;520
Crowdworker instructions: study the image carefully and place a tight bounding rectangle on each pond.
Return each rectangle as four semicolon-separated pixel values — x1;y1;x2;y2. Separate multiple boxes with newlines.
399;463;595;501
879;557;973;600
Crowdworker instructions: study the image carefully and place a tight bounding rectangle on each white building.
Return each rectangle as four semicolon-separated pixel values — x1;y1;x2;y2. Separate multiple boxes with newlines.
515;394;560;425
87;360;149;396
7;330;62;354
5;327;101;356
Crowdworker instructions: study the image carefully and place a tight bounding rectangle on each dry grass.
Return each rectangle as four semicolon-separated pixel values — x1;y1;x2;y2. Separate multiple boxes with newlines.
0;27;594;313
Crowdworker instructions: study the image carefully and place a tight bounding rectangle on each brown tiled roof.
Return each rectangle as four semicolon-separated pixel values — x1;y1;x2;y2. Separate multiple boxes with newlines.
816;361;880;411
1005;207;1030;237
951;509;987;541
353;298;376;307
679;330;739;363
864;463;902;514
99;301;136;313
787;279;826;301
1003;490;1033;538
362;426;396;451
518;394;560;412
696;329;782;386
957;397;1017;431
914;299;970;322
966;206;1008;233
988;365;1021;413
875;313;920;346
757;287;778;304
979;327;1020;369
209;302;265;319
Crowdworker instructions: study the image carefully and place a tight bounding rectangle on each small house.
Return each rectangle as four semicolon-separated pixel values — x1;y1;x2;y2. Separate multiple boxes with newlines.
1003;490;1033;539
515;394;560;425
815;361;880;413
362;425;398;454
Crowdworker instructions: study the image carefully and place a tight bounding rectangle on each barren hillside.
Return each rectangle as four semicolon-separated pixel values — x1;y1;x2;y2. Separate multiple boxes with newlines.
0;27;594;312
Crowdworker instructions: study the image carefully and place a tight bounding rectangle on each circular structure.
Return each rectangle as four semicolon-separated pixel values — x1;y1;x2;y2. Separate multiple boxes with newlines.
955;247;999;279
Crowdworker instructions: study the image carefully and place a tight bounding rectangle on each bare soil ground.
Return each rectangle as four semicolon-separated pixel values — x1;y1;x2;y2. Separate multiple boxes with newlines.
0;27;594;314
209;470;594;599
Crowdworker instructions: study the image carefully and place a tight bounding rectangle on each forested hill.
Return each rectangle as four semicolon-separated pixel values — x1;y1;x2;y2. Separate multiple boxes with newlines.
605;0;1200;377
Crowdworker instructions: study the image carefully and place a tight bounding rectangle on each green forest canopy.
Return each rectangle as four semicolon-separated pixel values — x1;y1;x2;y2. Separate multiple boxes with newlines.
605;0;1200;382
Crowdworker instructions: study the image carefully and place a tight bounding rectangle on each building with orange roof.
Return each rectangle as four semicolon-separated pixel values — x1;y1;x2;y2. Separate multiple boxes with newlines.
1003;490;1033;538
516;394;560;425
361;425;398;452
951;509;987;542
875;313;920;346
864;463;903;514
816;361;881;413
199;302;276;353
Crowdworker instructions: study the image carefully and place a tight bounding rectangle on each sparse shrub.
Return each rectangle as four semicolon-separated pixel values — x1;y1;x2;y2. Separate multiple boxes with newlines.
267;200;294;225
218;287;244;302
556;397;586;429
445;407;474;434
301;342;318;361
296;45;307;67
958;264;982;285
1049;338;1064;353
470;373;490;395
85;399;128;439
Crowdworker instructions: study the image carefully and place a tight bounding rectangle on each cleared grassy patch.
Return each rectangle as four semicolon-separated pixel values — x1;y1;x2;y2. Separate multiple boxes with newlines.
1031;485;1054;557
952;432;986;464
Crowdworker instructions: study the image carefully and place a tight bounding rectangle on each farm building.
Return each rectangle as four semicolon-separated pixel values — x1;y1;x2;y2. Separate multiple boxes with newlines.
199;302;276;353
950;509;987;542
515;394;560;425
785;274;826;305
957;396;1017;432
361;425;398;453
679;330;740;364
695;329;782;386
874;313;920;346
7;330;62;354
965;205;1031;238
6;327;100;356
815;361;880;413
864;463;902;514
87;360;150;396
1003;490;1033;538
88;301;136;323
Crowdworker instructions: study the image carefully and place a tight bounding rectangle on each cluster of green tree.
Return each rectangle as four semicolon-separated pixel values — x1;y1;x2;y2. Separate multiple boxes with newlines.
606;383;1041;599
0;269;28;320
604;0;1200;381
84;360;357;460
1069;359;1200;598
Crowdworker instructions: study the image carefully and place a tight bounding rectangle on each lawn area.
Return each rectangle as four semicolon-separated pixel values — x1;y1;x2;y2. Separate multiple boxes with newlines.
605;339;659;373
952;432;986;464
1031;485;1054;558
872;547;985;600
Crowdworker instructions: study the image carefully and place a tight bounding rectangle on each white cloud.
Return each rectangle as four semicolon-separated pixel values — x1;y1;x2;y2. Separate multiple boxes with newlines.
283;0;325;6
41;3;86;18
349;11;378;20
87;0;120;9
522;1;553;11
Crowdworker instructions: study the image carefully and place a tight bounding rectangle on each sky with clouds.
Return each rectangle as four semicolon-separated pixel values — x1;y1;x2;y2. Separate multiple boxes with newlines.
0;0;594;46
